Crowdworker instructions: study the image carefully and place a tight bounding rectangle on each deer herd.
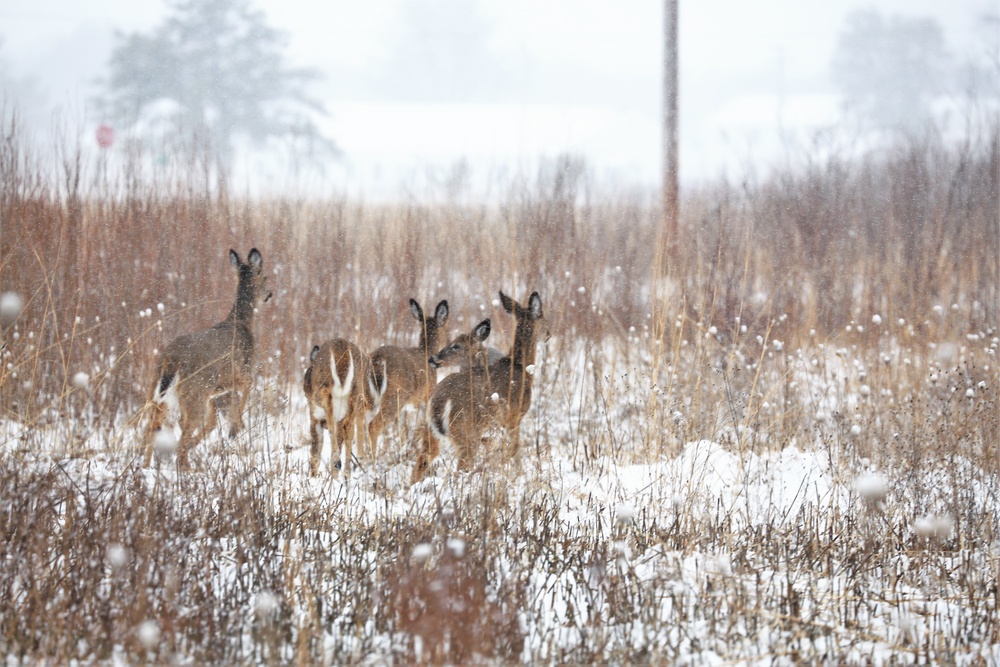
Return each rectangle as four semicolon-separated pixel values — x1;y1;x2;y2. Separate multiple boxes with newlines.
142;248;545;484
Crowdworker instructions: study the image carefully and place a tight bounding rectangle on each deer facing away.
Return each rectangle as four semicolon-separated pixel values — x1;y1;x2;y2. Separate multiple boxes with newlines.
303;339;380;476
143;248;270;468
366;299;449;447
412;291;544;483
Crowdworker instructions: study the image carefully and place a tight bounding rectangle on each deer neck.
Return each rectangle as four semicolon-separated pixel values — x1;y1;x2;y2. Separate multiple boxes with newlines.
418;322;440;362
225;275;256;328
508;318;537;368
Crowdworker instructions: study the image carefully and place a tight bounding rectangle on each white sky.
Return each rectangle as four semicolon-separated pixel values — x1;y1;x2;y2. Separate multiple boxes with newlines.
0;0;994;196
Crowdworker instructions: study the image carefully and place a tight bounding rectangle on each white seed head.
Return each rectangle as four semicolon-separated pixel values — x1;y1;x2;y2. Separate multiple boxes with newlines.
855;472;888;502
153;430;178;458
849;424;862;437
156;303;165;314
872;314;882;325
254;590;279;619
0;292;24;322
615;504;637;523
914;514;954;541
710;555;732;577
490;392;500;403
136;620;160;649
859;384;871;397
412;543;433;563
446;538;466;558
72;372;90;390
106;543;128;569
772;339;783;351
525;364;536;376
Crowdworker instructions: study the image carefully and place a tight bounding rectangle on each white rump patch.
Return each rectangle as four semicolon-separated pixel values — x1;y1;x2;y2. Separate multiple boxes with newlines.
430;399;452;440
329;350;354;422
365;358;388;425
153;374;181;417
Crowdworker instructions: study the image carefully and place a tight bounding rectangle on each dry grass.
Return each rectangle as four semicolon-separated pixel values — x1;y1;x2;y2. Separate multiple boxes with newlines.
0;112;997;663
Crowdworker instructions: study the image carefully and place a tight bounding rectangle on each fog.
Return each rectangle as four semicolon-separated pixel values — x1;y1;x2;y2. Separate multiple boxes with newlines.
0;0;995;196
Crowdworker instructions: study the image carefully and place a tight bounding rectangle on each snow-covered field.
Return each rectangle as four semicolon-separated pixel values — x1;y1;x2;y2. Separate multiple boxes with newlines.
2;330;997;665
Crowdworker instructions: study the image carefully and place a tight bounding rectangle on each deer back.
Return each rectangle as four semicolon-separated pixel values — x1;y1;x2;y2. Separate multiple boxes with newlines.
371;298;449;405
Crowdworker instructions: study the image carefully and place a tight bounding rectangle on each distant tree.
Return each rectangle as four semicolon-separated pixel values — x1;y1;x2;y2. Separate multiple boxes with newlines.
831;9;949;132
98;0;332;169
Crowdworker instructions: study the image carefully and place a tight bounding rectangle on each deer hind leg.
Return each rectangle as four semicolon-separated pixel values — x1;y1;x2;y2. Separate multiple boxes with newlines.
410;423;440;485
143;400;169;466
453;425;479;472
502;410;524;461
176;393;213;469
367;390;403;458
227;376;251;439
308;416;325;477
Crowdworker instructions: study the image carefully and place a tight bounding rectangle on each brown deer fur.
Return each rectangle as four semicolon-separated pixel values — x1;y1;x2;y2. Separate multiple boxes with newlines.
303;339;378;476
427;318;494;371
143;248;270;468
428;318;500;371
366;299;448;447
412;291;543;483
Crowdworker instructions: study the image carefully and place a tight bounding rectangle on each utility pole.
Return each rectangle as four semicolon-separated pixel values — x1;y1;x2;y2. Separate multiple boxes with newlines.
662;0;679;262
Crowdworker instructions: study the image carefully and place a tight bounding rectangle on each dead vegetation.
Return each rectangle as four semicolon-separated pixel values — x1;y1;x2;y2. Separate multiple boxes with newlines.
0;114;997;663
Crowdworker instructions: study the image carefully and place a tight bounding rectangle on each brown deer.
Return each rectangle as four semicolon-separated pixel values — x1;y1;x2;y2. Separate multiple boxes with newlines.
366;299;449;447
143;248;271;468
424;318;494;450
303;339;379;476
428;318;501;372
412;291;543;483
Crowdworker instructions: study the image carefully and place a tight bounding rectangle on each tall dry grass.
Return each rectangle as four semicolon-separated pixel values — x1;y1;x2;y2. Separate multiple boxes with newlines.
0;111;997;663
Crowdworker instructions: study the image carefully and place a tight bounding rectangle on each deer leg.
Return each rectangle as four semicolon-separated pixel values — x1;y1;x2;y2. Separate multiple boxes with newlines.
176;394;211;469
454;428;478;472
143;401;168;467
228;378;250;438
308;417;324;477
502;411;523;461
366;409;387;457
410;424;439;484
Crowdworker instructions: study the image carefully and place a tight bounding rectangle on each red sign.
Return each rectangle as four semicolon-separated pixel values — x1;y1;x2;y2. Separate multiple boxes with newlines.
96;124;115;149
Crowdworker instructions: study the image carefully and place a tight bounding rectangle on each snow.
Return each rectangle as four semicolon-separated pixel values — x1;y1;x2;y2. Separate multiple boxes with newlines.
1;331;997;664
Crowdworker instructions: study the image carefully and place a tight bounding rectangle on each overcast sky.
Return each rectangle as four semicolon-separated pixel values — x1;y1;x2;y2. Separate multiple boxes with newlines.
0;0;994;195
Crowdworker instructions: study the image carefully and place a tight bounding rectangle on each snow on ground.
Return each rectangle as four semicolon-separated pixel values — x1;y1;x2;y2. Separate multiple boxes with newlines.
1;333;998;664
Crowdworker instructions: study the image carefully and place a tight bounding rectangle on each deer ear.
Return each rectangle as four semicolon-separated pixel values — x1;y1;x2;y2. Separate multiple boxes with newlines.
528;292;543;319
247;248;263;270
499;291;515;314
229;249;241;268
409;299;424;322
310;345;320;362
474;319;491;341
434;300;449;324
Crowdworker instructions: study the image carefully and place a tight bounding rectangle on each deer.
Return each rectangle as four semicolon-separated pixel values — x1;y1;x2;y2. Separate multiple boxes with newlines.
411;291;544;484
143;248;271;468
428;319;491;371
428;318;502;372
365;299;449;448
302;339;380;476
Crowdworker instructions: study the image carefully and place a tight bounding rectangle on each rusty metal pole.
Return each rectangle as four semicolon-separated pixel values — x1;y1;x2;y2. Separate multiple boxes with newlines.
662;0;679;264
